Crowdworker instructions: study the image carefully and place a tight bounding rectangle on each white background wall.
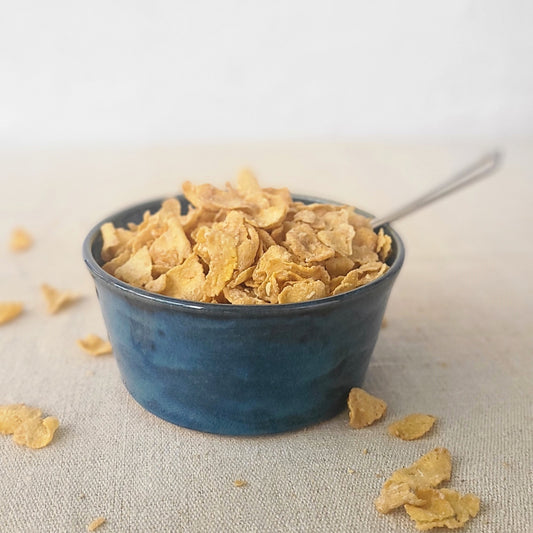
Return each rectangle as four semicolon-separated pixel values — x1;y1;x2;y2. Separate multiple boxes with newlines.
1;1;532;146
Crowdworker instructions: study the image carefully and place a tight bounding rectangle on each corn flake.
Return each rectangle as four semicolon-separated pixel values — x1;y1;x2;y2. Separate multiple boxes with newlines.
278;279;327;304
404;488;480;530
41;284;80;314
347;388;387;429
9;227;33;251
223;286;266;305
375;448;452;514
0;404;59;449
114;246;153;288
333;262;388;296
77;334;113;356
388;414;436;441
162;254;206;301
284;223;335;263
87;517;106;531
183;180;252;211
100;222;133;262
376;228;392;262
0;404;42;434
0;301;23;325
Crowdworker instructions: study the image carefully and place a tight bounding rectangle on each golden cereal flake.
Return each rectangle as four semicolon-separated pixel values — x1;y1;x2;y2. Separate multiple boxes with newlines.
183;180;252;211
278;279;327;304
347;388;387;429
332;263;388;296
353;226;378;249
102;249;131;276
404;488;480;530
12;416;59;449
350;245;379;267
149;217;191;273
113;246;153;288
77;334;113;356
41;284;80;314
375;448;452;514
376;228;392;262
239;174;291;229
87;517;106;531
284;223;335;263
0;404;59;449
144;274;167;294
323;255;355;277
317;223;355;258
0;404;42;434
9;227;33;251
388;414;436;441
100;222;133;262
223;286;266;305
201;214;240;297
162;254;206;301
230;265;255;288
230;213;260;273
0;301;23;325
233;479;248;487
236;168;270;208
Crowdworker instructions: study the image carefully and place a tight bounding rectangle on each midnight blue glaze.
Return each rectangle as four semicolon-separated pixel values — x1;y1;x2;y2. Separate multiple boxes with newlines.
83;195;404;435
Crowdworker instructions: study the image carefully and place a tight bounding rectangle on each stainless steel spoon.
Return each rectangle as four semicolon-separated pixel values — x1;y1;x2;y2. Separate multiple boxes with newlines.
370;151;502;229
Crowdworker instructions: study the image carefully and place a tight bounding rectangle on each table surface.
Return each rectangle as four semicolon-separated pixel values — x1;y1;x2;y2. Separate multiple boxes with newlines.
1;142;531;533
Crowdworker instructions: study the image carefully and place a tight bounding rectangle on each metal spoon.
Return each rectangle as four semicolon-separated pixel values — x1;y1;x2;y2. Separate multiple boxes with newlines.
370;151;502;229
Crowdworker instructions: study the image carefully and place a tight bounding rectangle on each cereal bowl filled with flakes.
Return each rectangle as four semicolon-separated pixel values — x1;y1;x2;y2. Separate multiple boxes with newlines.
83;170;404;435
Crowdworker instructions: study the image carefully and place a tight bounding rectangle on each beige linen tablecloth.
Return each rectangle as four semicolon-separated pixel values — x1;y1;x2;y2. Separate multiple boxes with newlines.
1;142;531;532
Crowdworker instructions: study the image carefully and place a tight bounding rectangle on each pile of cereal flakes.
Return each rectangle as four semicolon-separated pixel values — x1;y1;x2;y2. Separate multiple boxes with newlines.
100;170;392;304
347;388;480;530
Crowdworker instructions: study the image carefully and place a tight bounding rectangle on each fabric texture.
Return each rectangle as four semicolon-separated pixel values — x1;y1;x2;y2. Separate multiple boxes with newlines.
0;143;531;532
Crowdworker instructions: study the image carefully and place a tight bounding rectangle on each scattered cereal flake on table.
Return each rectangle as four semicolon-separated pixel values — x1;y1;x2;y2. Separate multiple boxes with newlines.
404;488;480;530
388;414;437;441
347;388;387;429
9;227;33;251
0;301;23;325
0;404;59;449
233;479;248;487
87;517;106;531
347;468;355;474
41;283;80;314
375;448;452;514
362;448;369;454
0;404;41;434
77;334;113;356
13;416;59;449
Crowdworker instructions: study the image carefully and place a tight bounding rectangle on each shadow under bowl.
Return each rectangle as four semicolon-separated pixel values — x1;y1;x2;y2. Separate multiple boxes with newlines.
83;195;405;436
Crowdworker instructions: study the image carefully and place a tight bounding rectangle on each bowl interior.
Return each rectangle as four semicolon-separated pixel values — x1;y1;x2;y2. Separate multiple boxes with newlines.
84;194;405;312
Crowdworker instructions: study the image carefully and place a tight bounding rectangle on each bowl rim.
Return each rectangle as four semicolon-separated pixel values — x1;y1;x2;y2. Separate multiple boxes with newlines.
83;193;405;315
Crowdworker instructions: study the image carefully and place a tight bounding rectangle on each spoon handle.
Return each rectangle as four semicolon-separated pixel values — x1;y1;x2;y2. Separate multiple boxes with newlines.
370;150;502;229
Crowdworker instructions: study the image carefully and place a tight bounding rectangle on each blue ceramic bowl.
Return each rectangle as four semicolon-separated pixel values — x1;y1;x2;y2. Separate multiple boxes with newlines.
83;195;404;436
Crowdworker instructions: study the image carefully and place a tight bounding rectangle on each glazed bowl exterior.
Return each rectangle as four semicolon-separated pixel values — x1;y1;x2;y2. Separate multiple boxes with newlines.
83;195;404;435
